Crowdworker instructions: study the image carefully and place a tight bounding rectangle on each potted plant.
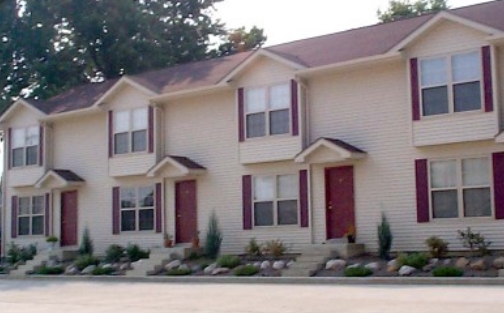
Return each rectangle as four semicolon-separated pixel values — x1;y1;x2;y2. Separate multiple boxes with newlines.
163;234;173;248
46;236;59;251
345;225;356;244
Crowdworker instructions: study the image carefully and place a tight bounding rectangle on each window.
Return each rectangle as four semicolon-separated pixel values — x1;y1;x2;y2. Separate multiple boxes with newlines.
120;186;154;232
429;157;491;219
253;174;298;226
245;83;290;138
420;51;482;117
11;126;39;167
18;196;44;236
114;108;148;154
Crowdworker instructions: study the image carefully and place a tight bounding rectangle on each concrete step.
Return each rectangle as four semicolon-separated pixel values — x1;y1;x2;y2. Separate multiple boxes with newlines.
126;246;193;277
9;251;50;277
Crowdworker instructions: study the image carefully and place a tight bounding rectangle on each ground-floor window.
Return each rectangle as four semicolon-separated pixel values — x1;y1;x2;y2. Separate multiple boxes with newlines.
253;174;298;226
120;186;155;232
18;195;44;236
429;157;492;219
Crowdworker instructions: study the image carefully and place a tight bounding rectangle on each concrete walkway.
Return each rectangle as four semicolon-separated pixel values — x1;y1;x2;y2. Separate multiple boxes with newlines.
1;279;503;313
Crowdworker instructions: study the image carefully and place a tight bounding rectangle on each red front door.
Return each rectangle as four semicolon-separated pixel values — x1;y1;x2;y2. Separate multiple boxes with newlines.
325;166;356;239
175;180;197;244
61;190;78;246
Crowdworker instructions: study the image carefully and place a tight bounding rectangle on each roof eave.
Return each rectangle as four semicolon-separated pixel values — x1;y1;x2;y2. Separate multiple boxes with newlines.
150;84;231;103
0;99;48;123
92;76;159;108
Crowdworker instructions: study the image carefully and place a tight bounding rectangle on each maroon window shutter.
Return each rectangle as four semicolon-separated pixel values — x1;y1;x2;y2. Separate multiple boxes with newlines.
291;80;299;136
415;159;429;223
410;58;421;121
299;170;309;228
108;111;114;158
155;183;162;233
482;46;494;113
45;193;50;236
7;128;12;170
148;106;154;153
492;152;504;219
11;196;18;238
242;175;252;230
238;88;245;142
112;187;120;234
39;126;44;166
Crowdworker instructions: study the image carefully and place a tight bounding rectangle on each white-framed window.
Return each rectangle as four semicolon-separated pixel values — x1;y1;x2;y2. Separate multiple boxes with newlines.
429;157;492;219
245;83;291;138
11;126;39;167
120;186;154;232
18;196;44;236
253;174;298;226
114;108;148;154
420;50;482;117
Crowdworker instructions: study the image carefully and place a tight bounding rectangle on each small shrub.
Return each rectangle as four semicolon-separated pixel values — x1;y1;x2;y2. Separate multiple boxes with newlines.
105;244;125;263
233;265;259;276
205;211;223;259
0;266;5;273
46;236;58;243
216;255;241;269
7;243;37;265
73;254;99;271
344;266;373;277
378;213;393;260
91;267;115;276
125;244;150;262
457;227;492;256
35;266;64;275
166;268;192;276
425;236;449;258
79;228;94;256
245;238;262;257
262;239;286;258
397;252;429;269
432;266;463;277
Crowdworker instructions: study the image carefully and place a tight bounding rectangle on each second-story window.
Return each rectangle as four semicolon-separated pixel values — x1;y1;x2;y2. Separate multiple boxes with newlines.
245;83;290;138
12;126;39;168
420;50;482;117
114;108;148;155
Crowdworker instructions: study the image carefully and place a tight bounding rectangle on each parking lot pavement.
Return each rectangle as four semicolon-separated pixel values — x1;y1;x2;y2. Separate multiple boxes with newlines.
1;279;503;313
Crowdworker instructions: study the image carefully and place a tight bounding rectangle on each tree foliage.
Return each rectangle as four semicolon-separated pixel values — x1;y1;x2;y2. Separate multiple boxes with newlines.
378;0;449;23
0;0;266;111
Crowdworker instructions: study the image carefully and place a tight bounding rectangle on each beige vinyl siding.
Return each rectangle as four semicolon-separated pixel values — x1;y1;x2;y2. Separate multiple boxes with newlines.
413;112;498;146
163;92;309;253
235;56;303;164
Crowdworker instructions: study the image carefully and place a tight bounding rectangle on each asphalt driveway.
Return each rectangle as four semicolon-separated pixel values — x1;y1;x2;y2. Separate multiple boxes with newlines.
0;279;502;313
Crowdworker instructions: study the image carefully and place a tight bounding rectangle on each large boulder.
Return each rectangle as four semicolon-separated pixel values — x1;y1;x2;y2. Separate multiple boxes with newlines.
65;265;79;275
455;257;470;269
203;263;217;274
165;260;182;270
326;259;347;270
387;259;399;272
260;261;271;270
398;265;416;276
81;265;96;275
211;267;230;275
365;262;380;271
493;257;504;269
273;261;285;270
469;259;486;271
286;260;295;268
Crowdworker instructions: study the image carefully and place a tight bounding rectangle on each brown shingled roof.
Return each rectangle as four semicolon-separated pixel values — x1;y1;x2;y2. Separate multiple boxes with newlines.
18;1;504;117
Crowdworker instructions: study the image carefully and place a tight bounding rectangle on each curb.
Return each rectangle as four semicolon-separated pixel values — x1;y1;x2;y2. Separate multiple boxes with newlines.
2;275;504;286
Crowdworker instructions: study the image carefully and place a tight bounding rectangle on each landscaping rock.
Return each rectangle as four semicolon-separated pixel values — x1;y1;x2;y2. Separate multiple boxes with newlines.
65;265;79;275
422;264;435;272
469;259;486;271
203;263;217;274
81;265;96;275
260;261;271;270
346;263;361;269
102;264;113;269
387;259;399;271
287;260;295;268
165;260;182;270
499;269;504;277
493;257;504;269
179;264;190;271
253;262;262;269
191;265;202;272
429;258;439;265
399;265;416;276
326;259;347;270
211;267;230;275
119;263;130;271
443;259;452;266
365;262;380;271
273;261;285;270
455;257;470;269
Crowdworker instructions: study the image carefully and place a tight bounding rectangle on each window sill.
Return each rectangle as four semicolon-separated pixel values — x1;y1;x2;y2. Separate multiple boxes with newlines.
417;109;486;121
119;230;158;235
252;224;305;230
16;235;45;239
428;216;495;223
112;151;150;158
244;133;293;143
10;165;41;171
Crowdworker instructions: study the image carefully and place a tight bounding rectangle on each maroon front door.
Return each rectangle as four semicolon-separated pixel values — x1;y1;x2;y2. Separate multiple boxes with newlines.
325;166;356;239
175;180;197;244
61;190;78;246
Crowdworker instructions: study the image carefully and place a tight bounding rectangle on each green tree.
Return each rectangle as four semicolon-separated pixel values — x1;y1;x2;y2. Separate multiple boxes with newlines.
0;0;266;112
377;0;449;23
217;26;267;56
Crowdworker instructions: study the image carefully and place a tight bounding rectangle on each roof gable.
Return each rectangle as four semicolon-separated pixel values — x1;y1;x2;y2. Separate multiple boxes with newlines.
0;99;47;123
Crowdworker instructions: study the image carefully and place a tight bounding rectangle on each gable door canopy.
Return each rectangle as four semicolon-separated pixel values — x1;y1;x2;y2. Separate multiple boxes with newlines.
35;169;85;189
146;155;206;178
294;138;366;164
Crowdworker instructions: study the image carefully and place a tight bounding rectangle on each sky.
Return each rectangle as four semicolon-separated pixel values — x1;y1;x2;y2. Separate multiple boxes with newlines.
214;0;491;46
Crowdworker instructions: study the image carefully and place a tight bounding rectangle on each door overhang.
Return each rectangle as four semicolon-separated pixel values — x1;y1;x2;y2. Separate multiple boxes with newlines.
295;138;366;164
35;169;85;189
147;155;206;178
